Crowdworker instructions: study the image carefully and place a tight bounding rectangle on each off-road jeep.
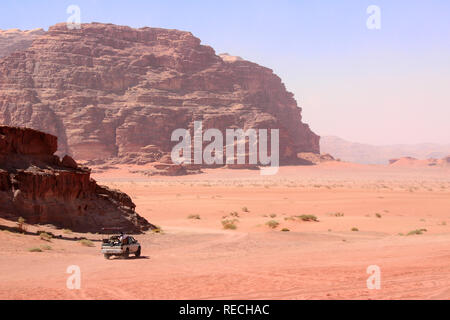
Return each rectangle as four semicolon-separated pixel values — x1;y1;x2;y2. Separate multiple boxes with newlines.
101;235;141;259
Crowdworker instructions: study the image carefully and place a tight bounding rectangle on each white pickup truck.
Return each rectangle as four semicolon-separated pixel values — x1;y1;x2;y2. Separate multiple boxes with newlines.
101;235;141;259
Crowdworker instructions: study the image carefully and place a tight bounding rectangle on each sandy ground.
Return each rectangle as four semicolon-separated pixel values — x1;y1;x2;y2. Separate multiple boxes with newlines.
1;163;449;300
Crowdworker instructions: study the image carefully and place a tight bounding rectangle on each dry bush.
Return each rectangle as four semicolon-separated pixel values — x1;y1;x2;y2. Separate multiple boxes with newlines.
152;226;163;234
230;211;240;218
222;219;238;230
407;229;427;236
298;215;318;222
79;239;95;247
266;220;279;229
39;232;52;242
330;212;344;217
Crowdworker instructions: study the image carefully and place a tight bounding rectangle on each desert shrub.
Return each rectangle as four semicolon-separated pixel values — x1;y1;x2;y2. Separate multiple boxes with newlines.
188;214;201;220
28;247;42;252
17;217;26;233
242;207;250;213
79;239;95;247
269;214;277;218
375;213;382;218
331;212;344;217
230;211;240;218
266;220;279;229
39;232;52;242
281;228;290;232
152;226;163;234
298;215;318;222
407;229;427;236
351;227;359;232
222;219;238;230
37;230;56;237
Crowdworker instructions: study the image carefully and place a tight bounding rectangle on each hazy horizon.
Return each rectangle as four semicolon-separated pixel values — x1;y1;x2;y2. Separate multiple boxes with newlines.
1;0;449;145
320;135;450;148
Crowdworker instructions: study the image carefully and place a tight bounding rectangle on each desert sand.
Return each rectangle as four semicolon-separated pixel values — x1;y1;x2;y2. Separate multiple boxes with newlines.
1;162;449;300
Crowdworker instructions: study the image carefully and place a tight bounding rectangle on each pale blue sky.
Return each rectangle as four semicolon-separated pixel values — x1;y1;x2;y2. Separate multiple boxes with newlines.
1;0;449;144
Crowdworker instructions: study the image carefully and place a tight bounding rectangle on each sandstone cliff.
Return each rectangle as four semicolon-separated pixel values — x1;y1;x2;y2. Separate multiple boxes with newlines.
0;23;319;164
0;126;152;233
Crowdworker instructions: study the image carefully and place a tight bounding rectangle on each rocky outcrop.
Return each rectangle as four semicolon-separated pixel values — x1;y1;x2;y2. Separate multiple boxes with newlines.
0;126;152;233
296;152;336;165
0;23;319;165
129;163;203;177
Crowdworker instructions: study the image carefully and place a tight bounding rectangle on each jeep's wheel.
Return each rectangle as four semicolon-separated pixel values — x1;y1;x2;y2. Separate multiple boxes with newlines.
104;254;110;260
123;249;129;259
135;247;141;257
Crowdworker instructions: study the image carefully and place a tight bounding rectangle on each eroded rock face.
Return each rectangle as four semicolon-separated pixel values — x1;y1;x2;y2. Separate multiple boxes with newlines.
0;23;319;164
0;126;152;233
0;126;57;156
0;28;45;58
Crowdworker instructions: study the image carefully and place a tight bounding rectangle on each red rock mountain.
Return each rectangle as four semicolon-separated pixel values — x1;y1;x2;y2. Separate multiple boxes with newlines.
0;23;319;164
0;126;152;233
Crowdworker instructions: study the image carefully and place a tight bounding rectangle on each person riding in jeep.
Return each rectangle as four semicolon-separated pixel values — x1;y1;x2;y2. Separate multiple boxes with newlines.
118;232;127;244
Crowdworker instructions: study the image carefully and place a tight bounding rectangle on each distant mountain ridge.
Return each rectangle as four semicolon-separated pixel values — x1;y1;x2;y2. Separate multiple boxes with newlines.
320;136;450;165
0;28;45;58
